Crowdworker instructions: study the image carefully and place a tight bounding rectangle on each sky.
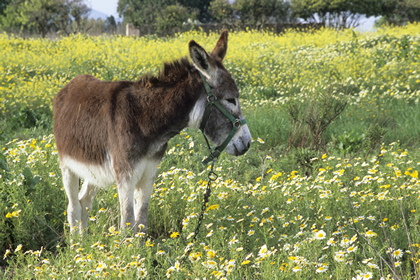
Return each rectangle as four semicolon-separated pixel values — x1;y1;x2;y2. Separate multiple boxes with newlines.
85;0;119;18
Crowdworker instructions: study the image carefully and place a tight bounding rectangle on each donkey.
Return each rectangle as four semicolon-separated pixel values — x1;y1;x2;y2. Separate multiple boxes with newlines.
53;30;251;234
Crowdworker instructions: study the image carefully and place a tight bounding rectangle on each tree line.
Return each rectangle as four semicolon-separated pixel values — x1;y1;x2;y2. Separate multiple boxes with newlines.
0;0;118;37
0;0;419;37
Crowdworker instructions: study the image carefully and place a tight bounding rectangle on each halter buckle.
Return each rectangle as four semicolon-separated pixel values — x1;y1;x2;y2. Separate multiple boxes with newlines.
233;119;241;128
207;95;217;103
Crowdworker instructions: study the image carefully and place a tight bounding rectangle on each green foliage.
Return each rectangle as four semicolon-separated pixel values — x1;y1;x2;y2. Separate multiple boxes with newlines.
331;130;366;155
287;92;347;151
209;0;235;25
117;0;168;28
177;0;212;22
0;136;64;267
156;3;198;36
373;0;420;26
0;0;90;37
291;0;420;28
118;0;210;32
291;0;369;28
0;0;12;15
234;0;292;28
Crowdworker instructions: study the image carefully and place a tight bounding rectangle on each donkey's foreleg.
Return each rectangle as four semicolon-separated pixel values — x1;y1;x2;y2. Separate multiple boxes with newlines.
61;167;82;233
134;160;159;233
78;181;99;233
117;181;135;230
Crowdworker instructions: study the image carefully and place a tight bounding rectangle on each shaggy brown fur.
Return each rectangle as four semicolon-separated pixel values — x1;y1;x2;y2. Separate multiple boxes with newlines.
54;58;201;168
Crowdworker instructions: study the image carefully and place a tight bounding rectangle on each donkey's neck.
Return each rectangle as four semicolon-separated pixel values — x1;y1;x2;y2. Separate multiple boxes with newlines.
132;60;203;141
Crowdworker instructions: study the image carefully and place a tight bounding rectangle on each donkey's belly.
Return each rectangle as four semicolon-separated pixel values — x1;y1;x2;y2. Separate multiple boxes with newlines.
60;155;116;187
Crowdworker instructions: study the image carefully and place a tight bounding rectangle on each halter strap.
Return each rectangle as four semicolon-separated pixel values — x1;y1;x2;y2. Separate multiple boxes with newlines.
198;72;247;165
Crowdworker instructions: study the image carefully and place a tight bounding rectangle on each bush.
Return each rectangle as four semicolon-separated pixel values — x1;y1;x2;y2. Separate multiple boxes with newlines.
156;4;199;36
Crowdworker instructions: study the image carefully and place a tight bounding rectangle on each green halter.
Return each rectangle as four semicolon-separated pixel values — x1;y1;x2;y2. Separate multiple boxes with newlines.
198;72;247;165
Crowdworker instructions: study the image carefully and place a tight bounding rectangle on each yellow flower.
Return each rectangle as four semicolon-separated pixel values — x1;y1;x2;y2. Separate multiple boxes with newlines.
207;250;216;258
347;246;357;253
206;204;219;211
256;138;265;144
392;249;403;259
3;249;11;259
15;244;23;253
96;262;107;272
292;266;301;272
316;265;328;273
5;210;21;218
365;230;377;237
188;252;202;262
279;263;288;271
314;230;327;240
170;232;180;238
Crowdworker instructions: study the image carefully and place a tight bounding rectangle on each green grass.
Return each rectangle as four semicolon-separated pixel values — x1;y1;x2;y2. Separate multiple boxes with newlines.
0;26;419;279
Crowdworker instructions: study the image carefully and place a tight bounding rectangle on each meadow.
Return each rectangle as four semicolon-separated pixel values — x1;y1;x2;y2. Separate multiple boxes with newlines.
0;24;419;279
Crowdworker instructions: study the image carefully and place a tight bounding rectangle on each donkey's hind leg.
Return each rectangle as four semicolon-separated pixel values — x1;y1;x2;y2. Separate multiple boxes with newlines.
78;181;99;233
61;167;82;233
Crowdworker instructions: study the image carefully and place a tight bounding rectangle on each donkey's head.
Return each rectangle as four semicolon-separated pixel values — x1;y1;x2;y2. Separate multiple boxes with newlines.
189;31;251;159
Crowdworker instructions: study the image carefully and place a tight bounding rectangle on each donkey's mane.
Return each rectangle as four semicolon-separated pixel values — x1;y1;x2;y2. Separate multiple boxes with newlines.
137;57;193;87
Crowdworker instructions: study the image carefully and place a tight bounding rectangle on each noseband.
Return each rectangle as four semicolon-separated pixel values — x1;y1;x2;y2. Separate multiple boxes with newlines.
198;72;247;165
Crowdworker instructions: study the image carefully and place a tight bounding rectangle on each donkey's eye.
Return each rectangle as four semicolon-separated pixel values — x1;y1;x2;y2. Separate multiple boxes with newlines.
226;98;236;106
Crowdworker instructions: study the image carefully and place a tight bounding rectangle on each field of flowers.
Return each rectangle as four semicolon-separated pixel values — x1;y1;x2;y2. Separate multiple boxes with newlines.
0;25;419;279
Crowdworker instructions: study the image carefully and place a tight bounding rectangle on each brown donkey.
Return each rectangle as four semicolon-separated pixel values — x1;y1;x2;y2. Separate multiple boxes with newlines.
53;31;251;234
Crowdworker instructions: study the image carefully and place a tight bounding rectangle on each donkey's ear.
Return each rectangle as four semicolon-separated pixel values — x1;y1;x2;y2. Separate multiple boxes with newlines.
189;40;216;78
211;30;228;61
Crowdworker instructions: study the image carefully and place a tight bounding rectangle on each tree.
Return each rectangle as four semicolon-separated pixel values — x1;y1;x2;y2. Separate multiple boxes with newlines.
117;0;173;29
16;0;62;37
117;0;203;34
178;0;212;22
209;0;294;29
234;0;292;28
291;0;367;29
67;0;91;33
291;0;420;29
117;0;210;31
0;0;90;36
0;1;21;31
55;0;91;35
0;0;12;16
156;3;198;35
105;16;117;33
372;0;420;26
209;0;235;25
